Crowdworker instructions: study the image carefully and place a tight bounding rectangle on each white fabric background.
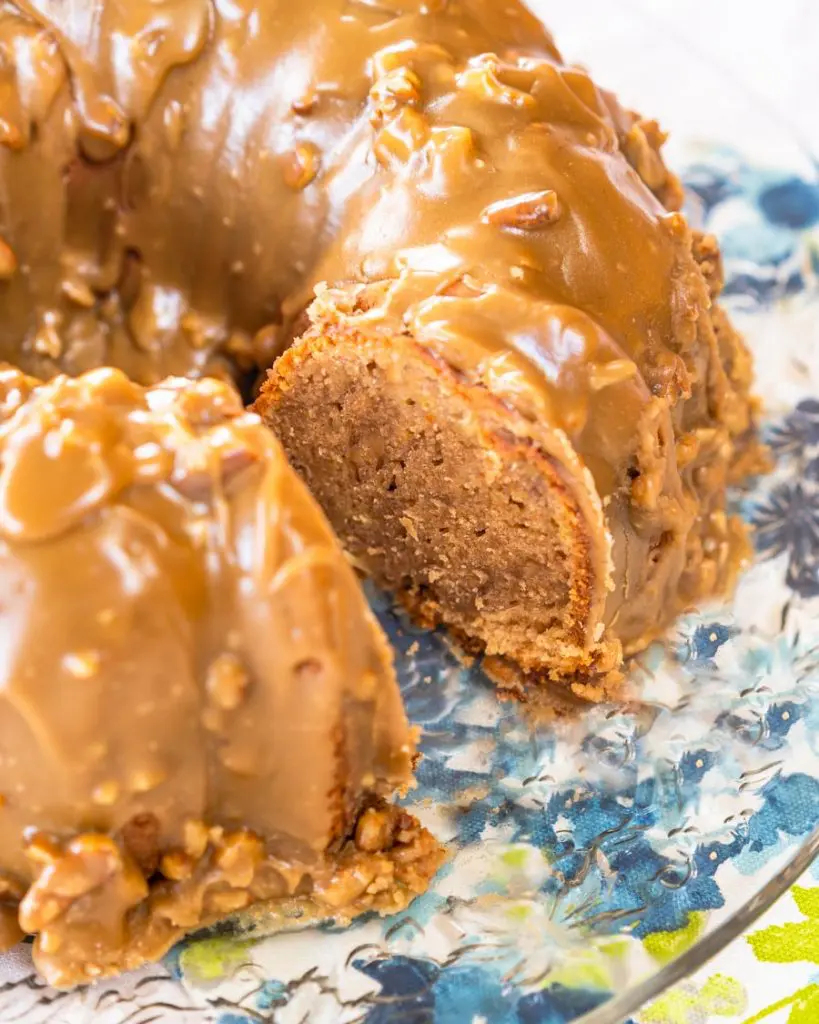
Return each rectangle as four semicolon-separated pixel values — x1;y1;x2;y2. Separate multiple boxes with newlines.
530;0;819;169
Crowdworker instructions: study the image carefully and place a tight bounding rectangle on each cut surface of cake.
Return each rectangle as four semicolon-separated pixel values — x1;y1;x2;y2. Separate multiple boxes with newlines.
0;366;442;986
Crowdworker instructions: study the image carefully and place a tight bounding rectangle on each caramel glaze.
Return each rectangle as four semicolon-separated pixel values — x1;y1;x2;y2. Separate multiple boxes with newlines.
0;0;759;666
0;365;436;984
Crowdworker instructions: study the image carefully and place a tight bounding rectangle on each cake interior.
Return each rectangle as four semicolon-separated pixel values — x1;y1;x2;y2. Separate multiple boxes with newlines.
269;329;620;688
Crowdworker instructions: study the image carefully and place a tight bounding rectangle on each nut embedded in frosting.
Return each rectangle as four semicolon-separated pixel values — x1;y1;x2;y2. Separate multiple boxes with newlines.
481;190;561;231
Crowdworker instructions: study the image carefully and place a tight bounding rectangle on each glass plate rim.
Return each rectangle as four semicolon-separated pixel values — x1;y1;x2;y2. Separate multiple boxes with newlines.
573;829;819;1023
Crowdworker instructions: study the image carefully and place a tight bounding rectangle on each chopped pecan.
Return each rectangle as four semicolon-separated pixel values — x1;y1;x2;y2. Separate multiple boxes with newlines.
481;190;560;231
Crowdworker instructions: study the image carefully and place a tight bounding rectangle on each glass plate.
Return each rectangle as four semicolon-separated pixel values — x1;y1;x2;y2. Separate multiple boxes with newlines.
2;5;819;1023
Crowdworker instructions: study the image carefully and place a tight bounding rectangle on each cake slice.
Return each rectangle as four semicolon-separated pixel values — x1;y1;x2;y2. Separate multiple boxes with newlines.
254;40;762;700
0;366;442;987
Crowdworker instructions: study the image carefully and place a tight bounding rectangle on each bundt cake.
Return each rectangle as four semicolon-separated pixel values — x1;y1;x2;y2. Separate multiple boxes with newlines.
0;0;761;985
0;366;442;986
0;0;760;703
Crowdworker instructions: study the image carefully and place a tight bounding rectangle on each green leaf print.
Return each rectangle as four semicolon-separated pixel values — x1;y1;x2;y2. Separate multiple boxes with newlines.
743;890;819;1024
747;887;819;964
747;920;819;964
644;912;708;965
640;974;746;1024
791;886;819;920
788;984;819;1024
178;935;256;982
742;983;819;1024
